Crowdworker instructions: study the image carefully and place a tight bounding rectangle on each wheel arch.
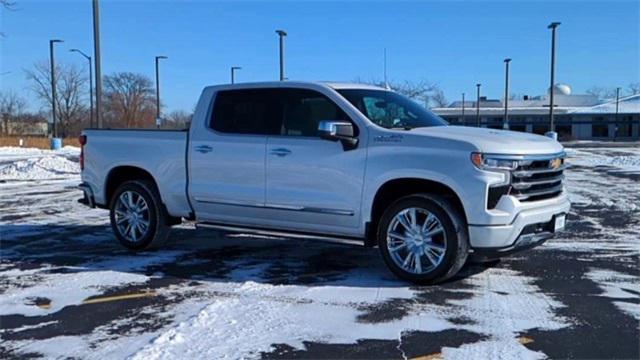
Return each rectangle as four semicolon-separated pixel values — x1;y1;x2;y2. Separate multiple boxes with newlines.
366;177;468;246
103;166;159;207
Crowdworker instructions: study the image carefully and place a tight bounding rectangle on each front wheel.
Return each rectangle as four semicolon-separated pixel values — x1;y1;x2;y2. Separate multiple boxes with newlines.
377;194;469;284
109;180;171;250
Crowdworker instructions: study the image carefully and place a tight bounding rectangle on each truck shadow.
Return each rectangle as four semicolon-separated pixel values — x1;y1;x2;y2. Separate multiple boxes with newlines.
1;224;495;289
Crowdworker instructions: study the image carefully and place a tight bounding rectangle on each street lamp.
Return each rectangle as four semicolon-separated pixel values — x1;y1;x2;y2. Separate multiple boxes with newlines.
70;49;94;128
93;0;103;128
231;66;242;84
476;83;481;127
155;55;168;128
275;29;287;81
614;87;621;141
547;22;561;137
461;93;465;125
503;58;512;130
49;39;63;143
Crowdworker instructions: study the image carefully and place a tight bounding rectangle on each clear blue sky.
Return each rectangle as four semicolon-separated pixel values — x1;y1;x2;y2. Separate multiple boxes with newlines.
1;0;639;113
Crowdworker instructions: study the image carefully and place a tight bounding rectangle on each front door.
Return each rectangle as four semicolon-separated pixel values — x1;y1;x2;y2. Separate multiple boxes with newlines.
265;88;366;233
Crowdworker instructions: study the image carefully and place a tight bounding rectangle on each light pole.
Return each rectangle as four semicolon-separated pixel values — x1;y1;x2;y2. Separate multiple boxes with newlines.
275;29;287;81
503;58;512;130
93;0;103;128
70;49;93;128
614;87;620;141
476;83;481;127
231;66;242;84
155;55;167;129
548;22;561;136
461;93;465;125
49;39;63;141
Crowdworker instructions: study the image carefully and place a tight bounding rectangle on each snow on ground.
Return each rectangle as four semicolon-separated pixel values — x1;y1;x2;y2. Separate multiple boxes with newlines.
1;144;639;359
0;146;80;181
567;146;640;174
587;268;640;321
133;267;566;360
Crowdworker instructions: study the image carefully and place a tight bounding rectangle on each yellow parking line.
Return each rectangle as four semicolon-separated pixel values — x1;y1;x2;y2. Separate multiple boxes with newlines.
411;337;533;360
411;353;442;360
81;291;157;305
518;336;534;345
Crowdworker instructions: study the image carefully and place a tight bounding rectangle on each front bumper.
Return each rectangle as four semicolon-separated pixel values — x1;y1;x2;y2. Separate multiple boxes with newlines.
468;194;570;252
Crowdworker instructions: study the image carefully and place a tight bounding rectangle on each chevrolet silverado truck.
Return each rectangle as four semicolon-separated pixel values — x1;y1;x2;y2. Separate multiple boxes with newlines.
79;81;570;284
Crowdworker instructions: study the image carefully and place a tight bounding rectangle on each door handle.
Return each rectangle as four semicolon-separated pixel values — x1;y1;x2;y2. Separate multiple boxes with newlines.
270;148;292;157
195;145;213;154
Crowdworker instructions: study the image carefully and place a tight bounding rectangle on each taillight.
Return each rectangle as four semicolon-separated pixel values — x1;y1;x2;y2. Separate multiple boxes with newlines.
79;135;87;170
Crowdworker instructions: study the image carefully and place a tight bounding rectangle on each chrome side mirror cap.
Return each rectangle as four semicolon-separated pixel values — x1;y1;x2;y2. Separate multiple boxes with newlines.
318;120;358;150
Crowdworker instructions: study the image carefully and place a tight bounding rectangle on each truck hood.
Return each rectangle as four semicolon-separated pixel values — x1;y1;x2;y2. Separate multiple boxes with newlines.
410;125;564;155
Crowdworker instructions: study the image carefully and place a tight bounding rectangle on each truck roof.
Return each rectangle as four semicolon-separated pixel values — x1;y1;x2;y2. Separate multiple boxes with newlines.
203;81;387;92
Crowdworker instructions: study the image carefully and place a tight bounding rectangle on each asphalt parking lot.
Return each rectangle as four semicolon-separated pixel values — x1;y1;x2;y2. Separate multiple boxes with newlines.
1;145;639;359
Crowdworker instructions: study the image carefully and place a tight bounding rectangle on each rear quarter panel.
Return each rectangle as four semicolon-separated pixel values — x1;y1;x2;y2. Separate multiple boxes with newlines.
82;130;191;217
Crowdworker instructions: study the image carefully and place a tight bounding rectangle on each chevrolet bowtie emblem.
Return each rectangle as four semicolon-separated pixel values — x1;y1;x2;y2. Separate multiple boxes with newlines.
550;158;562;169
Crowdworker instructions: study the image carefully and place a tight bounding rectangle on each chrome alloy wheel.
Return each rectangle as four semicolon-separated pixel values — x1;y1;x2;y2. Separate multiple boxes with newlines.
386;207;447;274
114;191;150;243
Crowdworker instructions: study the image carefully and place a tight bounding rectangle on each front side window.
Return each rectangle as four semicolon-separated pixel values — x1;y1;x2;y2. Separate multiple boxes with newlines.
280;89;350;137
338;89;448;130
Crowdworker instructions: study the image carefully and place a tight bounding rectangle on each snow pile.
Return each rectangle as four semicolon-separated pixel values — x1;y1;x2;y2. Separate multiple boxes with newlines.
0;155;79;180
0;146;80;181
0;146;79;158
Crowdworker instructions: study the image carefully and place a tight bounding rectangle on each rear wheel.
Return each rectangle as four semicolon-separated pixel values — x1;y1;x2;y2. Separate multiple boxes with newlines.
109;180;170;250
377;194;468;284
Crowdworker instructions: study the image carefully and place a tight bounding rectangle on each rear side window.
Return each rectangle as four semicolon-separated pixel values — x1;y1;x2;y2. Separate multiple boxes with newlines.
210;89;281;135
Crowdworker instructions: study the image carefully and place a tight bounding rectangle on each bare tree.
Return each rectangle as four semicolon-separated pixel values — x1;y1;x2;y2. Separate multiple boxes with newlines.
25;61;88;137
0;90;26;135
103;72;156;128
586;86;618;100
1;0;16;8
431;89;448;108
353;78;445;108
1;1;18;38
166;110;192;129
628;83;640;95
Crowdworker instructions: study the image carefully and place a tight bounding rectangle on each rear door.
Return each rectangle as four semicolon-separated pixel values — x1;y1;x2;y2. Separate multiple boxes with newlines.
189;88;281;223
265;88;367;233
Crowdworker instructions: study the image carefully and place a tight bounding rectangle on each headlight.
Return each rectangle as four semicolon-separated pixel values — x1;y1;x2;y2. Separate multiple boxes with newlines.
471;153;519;171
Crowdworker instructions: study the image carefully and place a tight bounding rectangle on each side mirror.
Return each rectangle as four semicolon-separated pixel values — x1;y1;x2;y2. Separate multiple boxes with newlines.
318;120;358;150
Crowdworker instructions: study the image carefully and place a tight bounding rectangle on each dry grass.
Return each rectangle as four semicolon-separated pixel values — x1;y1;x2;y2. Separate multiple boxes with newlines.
0;136;79;149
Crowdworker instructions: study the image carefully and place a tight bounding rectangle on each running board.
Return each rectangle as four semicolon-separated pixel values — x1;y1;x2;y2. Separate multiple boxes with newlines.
196;222;365;246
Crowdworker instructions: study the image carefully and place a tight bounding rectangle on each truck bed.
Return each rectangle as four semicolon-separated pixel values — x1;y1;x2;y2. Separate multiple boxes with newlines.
81;129;193;218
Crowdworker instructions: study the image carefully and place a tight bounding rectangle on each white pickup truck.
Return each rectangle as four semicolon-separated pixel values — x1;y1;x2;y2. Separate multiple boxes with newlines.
79;81;570;284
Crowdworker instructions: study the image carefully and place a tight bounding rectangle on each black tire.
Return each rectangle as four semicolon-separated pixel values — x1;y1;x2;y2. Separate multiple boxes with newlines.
109;180;171;250
377;194;469;285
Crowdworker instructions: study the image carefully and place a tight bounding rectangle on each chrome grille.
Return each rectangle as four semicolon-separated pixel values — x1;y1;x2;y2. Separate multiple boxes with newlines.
510;156;566;202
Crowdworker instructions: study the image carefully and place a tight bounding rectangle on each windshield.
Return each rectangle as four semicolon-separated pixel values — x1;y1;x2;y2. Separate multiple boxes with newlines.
337;89;448;130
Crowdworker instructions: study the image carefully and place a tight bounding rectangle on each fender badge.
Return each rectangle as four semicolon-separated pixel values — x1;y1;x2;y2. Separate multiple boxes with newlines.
373;134;403;142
